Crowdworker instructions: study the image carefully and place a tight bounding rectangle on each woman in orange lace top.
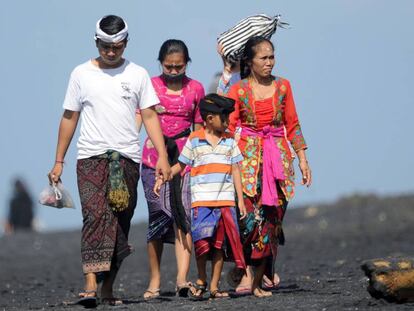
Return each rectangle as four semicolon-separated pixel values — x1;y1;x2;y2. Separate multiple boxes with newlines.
226;36;312;297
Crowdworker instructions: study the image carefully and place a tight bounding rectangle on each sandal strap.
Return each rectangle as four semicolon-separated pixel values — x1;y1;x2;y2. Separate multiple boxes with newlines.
188;281;208;299
193;281;207;291
143;288;160;300
210;289;218;296
145;288;160;294
78;290;97;297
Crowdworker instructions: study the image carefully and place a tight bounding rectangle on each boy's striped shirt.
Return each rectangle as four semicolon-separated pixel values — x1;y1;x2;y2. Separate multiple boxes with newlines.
178;128;243;208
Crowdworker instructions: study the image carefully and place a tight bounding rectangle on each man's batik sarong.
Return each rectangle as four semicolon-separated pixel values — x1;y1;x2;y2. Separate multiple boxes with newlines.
77;156;139;273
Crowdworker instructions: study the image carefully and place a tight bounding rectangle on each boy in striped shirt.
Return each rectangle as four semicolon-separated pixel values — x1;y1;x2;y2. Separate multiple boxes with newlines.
154;93;246;299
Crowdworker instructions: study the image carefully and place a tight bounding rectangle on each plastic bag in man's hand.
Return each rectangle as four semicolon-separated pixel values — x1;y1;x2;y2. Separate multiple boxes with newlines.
39;182;74;208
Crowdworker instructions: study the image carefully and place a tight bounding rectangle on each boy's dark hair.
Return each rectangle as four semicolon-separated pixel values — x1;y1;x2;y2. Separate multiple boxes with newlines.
199;93;235;121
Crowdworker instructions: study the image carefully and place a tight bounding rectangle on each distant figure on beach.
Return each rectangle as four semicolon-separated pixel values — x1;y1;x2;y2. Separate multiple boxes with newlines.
226;36;312;297
140;39;205;299
5;178;34;234
48;15;170;307
154;94;247;299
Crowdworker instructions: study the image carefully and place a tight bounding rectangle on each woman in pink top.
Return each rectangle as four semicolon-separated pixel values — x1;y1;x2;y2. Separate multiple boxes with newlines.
140;39;204;299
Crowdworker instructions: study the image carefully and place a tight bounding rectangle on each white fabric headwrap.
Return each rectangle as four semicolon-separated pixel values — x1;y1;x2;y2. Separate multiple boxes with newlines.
94;17;128;43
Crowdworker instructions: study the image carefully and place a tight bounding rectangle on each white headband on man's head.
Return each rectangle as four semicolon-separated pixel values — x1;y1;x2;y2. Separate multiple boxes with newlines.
94;17;128;43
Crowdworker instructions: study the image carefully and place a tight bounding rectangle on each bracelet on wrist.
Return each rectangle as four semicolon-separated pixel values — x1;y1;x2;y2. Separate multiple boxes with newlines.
55;160;65;165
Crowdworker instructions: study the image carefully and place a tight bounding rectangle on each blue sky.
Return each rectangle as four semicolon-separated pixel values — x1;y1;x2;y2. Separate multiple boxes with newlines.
1;0;413;232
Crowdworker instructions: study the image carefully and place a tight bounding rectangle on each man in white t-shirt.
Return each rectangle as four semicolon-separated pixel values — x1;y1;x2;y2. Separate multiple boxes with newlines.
48;15;170;307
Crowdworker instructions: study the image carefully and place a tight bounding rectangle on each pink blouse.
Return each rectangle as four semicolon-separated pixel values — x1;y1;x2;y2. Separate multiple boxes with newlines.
142;75;204;168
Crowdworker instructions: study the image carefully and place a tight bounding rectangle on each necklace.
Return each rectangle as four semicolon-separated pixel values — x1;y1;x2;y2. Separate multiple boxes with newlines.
250;79;275;100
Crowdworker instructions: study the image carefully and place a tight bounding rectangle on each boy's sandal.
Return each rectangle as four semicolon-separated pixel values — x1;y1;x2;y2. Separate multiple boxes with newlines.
209;289;230;299
188;281;208;300
77;290;98;308
143;288;160;300
176;282;192;297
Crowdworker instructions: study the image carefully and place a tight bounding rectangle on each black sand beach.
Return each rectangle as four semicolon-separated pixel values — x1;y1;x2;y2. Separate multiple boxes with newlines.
1;194;414;310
